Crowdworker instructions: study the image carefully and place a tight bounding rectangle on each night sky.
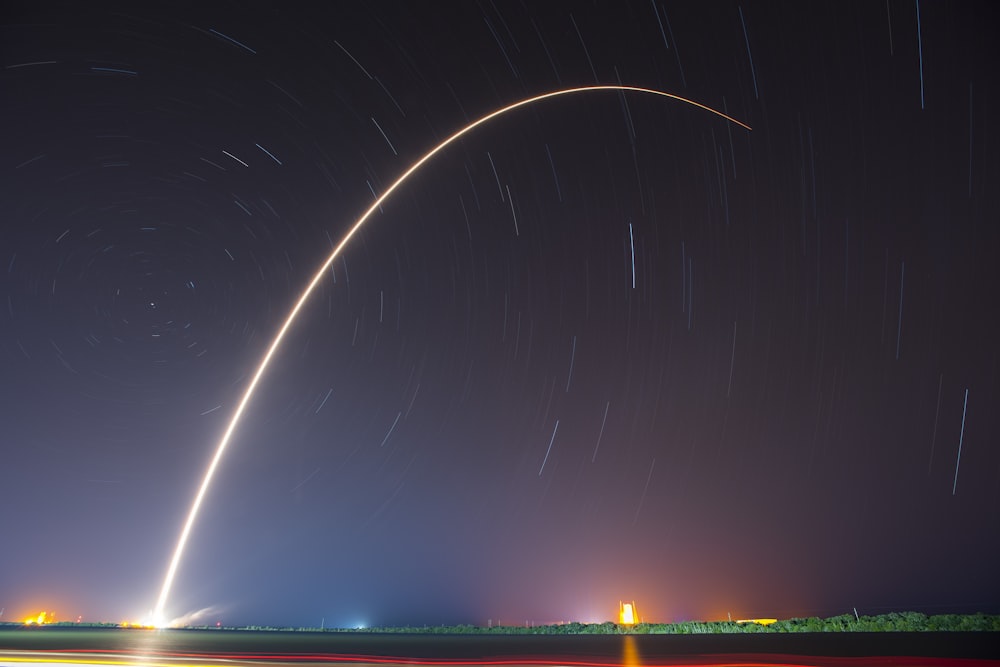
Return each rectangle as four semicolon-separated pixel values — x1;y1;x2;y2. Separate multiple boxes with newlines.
2;1;999;629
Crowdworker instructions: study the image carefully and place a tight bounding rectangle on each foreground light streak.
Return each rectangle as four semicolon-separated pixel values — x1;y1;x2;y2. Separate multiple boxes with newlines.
153;85;750;625
2;650;995;667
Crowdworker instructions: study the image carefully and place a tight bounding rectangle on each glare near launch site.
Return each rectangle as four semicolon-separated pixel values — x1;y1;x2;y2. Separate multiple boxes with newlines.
1;1;998;630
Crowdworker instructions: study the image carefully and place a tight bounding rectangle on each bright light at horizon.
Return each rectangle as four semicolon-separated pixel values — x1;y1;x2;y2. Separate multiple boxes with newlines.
619;602;637;625
23;611;51;625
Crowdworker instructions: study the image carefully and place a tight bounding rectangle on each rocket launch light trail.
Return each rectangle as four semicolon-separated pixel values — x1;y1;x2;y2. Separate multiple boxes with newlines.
152;85;750;626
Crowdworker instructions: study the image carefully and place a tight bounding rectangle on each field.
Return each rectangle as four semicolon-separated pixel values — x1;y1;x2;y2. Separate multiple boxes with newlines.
1;627;998;667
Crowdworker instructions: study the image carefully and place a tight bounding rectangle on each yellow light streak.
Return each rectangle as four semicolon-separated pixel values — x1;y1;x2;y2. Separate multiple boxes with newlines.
153;85;750;625
0;659;217;667
621;634;641;667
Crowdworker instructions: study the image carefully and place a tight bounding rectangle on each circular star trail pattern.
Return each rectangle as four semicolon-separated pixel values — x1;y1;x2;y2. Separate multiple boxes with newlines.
1;2;998;628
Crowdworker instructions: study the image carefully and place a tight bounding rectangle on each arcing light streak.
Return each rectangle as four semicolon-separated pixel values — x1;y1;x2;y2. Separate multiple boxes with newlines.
152;85;750;625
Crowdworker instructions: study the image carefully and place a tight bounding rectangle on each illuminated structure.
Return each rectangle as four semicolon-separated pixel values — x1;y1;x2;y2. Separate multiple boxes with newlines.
735;618;777;625
23;611;52;625
619;601;638;625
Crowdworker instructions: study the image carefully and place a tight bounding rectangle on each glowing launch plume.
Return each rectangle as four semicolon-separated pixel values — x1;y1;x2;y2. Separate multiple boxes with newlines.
152;85;750;625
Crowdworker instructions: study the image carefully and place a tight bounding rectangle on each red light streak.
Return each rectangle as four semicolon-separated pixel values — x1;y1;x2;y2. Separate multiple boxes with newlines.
2;648;996;667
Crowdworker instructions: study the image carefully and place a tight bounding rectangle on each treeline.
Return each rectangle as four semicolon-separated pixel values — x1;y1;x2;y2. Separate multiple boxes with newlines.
5;612;997;633
634;612;999;634
283;612;999;634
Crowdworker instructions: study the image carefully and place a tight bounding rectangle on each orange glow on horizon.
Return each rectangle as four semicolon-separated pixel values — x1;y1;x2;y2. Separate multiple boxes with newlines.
23;611;52;625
